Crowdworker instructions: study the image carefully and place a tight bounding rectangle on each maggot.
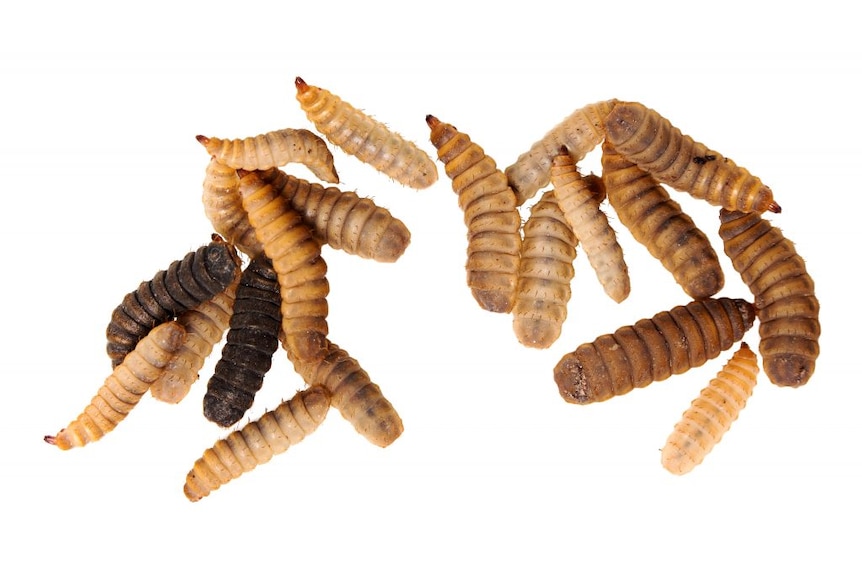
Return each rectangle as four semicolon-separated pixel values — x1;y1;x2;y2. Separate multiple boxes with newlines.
201;158;264;257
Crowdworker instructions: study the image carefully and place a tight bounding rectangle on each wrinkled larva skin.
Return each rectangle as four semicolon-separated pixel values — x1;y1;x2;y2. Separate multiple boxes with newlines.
426;114;522;313
201;158;264;257
601;140;724;299
184;386;330;502
45;321;187;450
661;342;759;475
718;209;820;387
604;101;781;214
295;77;437;189
554;297;756;404
196;128;339;184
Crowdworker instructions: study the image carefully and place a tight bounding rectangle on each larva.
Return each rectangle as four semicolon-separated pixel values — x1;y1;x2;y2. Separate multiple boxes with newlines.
426;114;522;313
45;321;186;450
204;255;282;427
105;238;241;368
196;128;339;184
551;148;630;304
718;209;820;386
603;101;781;214
201;158;263;257
554;297;756;405
504;99;619;205
184;386;330;502
295;76;438;189
601;140;724;299
512;189;579;348
661;342;759;475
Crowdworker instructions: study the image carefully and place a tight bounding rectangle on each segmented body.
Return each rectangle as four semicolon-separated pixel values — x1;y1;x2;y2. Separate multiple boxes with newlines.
661;342;759;475
45;321;186;450
295;77;437;189
184;386;330;502
554;297;756;404
603;101;781;214
718;209;820;386
426;114;522;313
201;158;263;257
601;140;724;299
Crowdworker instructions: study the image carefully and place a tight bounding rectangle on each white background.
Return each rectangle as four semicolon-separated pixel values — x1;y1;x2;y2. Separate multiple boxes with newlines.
3;1;859;573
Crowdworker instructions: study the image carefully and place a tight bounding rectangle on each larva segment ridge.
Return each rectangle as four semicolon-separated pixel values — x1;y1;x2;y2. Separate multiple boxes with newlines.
45;321;186;450
554;298;756;404
603;101;781;214
201;158;264;257
661;342;759;475
184;386;330;502
295;77;438;189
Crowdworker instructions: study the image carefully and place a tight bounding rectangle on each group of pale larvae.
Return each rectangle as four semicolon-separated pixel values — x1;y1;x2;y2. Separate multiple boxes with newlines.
45;76;820;499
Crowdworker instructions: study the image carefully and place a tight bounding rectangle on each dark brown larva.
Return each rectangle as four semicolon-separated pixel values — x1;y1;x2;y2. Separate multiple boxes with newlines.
201;158;263;257
718;209;820;386
554;297;756;404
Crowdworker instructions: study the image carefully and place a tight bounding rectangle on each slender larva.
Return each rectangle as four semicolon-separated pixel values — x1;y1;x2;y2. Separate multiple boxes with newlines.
512;189;579;348
551;148;630;303
204;255;282;427
105;238;241;368
504;99;619;205
603;101;781;214
196;128;339;184
554;297;756;405
718;209;820;386
601;140;724;299
45;321;186;450
201;158;264;257
661;342;759;475
426;114;522;313
184;386;330;502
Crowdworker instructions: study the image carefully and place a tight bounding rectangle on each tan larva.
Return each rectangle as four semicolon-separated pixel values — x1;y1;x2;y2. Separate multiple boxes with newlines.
718;209;820;387
554;298;756;405
661;342;759;475
201;158;263;257
45;321;186;450
295;76;438;189
426;114;522;313
183;386;330;502
601;140;724;299
196;128;339;184
551;148;630;303
604;101;781;214
504;99;619;205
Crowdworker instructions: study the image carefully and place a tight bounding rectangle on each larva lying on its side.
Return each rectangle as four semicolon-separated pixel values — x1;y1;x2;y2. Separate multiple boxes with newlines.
661;342;759;475
295;77;438;189
201;158;264;257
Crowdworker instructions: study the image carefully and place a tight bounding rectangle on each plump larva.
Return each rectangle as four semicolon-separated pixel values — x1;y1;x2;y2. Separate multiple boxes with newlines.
201;158;264;257
45;321;186;450
426;114;522;313
295;76;438;189
603;101;781;214
184;386;330;502
718;209;820;386
505;99;619;205
196;128;339;184
204;255;282;427
554;297;756;404
105;238;240;368
512;189;579;348
601;140;724;299
661;342;759;475
551;148;630;303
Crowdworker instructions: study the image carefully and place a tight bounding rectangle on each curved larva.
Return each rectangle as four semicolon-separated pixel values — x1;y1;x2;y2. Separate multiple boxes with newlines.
512;189;579;348
184;386;330;502
196;128;339;184
45;321;186;450
604;101;781;214
554;297;756;405
551;149;630;303
718;209;820;386
201;158;264;257
661;342;759;475
601;140;724;299
295;77;438;189
426;114;522;313
504;99;619;205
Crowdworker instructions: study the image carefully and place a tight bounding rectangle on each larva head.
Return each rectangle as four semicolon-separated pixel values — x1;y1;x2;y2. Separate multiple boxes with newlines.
295;76;310;93
425;114;455;148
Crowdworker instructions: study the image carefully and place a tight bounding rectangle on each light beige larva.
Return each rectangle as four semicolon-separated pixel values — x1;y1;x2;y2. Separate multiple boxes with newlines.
201;158;263;257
